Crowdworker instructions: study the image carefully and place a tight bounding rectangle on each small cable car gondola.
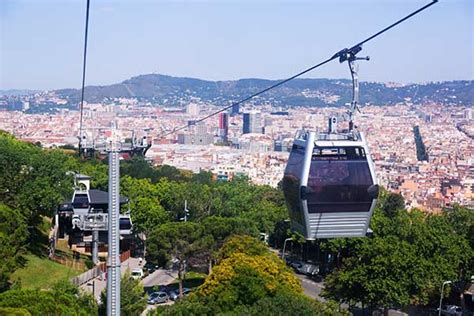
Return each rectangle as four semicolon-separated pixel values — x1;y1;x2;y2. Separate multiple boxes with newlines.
283;49;379;239
119;214;133;236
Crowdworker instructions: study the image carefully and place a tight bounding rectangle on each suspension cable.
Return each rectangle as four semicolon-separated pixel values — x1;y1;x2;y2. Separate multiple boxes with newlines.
159;0;437;139
78;0;91;150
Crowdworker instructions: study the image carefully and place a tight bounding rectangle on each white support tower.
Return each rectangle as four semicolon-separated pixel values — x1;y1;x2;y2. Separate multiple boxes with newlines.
107;129;121;316
79;123;150;316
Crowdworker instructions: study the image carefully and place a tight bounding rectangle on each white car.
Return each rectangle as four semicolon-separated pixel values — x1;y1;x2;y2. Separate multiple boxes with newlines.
131;268;144;280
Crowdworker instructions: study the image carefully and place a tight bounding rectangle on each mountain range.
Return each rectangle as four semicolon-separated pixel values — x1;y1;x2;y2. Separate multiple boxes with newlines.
51;74;472;107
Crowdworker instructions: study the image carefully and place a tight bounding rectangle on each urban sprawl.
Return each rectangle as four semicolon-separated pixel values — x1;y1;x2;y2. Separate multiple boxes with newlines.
1;92;473;213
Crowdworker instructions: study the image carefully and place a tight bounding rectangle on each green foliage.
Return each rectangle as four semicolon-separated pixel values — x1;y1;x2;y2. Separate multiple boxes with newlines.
0;204;28;292
75;160;108;191
191;170;213;185
0;281;97;315
447;204;474;248
99;271;146;316
147;222;206;266
147;222;207;296
236;292;349;316
121;175;169;239
322;197;474;309
0;132;74;222
153;236;345;316
216;235;269;262
380;192;405;218
121;157;190;183
0;307;31;315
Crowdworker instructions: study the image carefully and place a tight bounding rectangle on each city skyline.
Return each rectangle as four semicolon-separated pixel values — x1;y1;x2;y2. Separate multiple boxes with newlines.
1;0;473;90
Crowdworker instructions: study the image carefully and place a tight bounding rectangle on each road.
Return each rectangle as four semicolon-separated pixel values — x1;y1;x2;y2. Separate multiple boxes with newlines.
295;273;325;302
81;257;144;302
142;268;177;289
80;258;177;300
141;266;177;315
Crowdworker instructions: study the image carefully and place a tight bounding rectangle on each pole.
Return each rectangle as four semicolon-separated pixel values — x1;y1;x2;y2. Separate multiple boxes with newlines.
92;230;99;264
282;238;292;261
439;280;452;316
184;200;187;222
107;133;121;316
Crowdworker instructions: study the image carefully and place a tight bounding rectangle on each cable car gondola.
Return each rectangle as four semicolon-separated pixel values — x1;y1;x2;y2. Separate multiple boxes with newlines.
283;50;379;240
119;214;133;236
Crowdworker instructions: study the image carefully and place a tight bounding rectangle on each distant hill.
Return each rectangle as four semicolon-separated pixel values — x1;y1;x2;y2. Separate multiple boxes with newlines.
56;74;473;107
0;89;40;96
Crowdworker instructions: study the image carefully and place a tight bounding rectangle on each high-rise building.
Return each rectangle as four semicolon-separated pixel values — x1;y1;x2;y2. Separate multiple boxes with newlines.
243;111;262;134
186;103;199;116
466;108;473;120
177;122;212;145
231;103;240;116
218;112;229;142
196;122;207;135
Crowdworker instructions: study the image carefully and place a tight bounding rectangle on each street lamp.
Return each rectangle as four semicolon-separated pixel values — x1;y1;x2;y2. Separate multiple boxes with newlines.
439;280;452;316
281;238;292;261
180;200;190;222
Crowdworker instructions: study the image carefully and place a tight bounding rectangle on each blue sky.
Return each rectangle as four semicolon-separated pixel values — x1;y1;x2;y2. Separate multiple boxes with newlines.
1;0;472;90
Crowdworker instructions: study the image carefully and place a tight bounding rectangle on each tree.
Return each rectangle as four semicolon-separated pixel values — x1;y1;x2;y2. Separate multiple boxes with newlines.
201;217;259;273
322;205;473;309
381;192;405;218
154;164;189;182
0;281;97;315
153;236;346;315
0;204;29;292
147;222;206;297
216;235;269;261
155;178;186;218
191;170;213;185
120;156;156;181
240;292;349;316
130;197;169;257
99;271;146;316
0;133;74;219
447;205;474;248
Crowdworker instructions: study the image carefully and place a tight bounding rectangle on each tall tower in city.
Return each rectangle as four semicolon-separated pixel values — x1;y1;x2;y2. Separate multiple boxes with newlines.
243;111;262;134
218;112;229;142
231;103;240;116
186;103;199;116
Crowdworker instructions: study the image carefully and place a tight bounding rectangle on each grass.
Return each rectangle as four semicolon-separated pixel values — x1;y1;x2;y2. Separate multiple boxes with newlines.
10;254;82;289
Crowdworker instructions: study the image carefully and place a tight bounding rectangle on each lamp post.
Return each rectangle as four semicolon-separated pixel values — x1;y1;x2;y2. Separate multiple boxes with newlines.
439;280;452;316
180;200;189;222
281;238;292;261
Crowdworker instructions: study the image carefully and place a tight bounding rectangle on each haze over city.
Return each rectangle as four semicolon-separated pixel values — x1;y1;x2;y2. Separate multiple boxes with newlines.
1;0;473;90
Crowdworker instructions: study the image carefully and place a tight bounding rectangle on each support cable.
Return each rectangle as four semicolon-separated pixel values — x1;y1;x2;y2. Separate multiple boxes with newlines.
78;0;91;151
159;0;438;139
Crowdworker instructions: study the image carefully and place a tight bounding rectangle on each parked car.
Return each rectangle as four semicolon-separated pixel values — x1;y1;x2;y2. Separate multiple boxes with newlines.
290;260;304;272
438;305;462;316
296;263;318;275
131;268;144;280
311;274;324;282
183;288;192;296
144;262;159;274
169;288;192;301
306;264;319;276
147;291;169;305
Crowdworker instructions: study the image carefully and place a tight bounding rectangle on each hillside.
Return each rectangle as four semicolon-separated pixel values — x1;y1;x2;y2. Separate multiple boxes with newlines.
55;74;473;107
